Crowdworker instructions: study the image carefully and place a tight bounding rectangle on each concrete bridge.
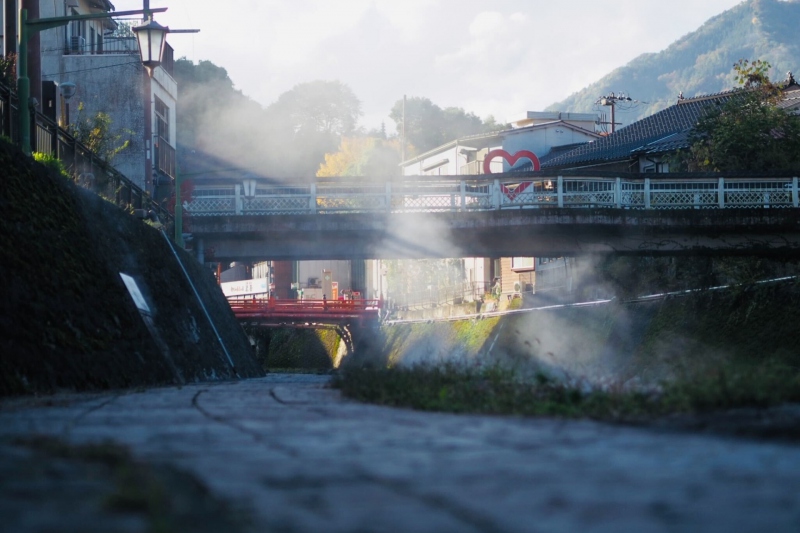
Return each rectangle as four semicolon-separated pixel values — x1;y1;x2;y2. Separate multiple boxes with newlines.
184;172;800;261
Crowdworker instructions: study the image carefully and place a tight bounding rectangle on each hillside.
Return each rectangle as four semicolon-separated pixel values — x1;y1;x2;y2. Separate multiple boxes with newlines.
548;0;800;129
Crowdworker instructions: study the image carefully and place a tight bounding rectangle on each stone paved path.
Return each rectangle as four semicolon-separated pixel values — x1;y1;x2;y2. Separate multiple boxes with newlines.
1;374;799;532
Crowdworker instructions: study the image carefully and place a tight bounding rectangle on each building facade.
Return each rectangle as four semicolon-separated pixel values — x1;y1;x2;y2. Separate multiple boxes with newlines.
1;0;177;199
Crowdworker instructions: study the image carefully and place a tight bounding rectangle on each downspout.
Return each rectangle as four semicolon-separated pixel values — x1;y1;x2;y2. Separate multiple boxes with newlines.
159;228;239;377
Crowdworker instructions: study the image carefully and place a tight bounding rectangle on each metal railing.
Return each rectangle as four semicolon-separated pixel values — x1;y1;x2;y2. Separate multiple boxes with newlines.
0;81;172;223
387;280;494;310
186;174;800;217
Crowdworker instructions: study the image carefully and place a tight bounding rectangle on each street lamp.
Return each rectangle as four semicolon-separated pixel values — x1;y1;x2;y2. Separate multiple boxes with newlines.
15;6;168;155
132;16;169;76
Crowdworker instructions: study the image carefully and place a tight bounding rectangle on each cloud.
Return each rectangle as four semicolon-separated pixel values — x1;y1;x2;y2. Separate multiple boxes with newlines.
114;0;745;130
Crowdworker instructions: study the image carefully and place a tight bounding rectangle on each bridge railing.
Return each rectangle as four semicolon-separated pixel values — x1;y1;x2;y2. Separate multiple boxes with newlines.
185;174;800;216
229;298;382;322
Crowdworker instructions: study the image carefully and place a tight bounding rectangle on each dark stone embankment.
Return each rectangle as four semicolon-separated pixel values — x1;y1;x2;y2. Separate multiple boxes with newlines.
0;139;264;396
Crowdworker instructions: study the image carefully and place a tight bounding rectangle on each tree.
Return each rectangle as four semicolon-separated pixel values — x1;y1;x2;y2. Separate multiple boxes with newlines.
682;59;800;172
266;80;361;137
0;53;16;87
317;136;401;177
389;97;507;156
69;102;130;163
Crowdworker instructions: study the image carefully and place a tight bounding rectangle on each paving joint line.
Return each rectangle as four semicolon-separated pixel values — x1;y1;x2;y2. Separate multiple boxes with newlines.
191;389;299;458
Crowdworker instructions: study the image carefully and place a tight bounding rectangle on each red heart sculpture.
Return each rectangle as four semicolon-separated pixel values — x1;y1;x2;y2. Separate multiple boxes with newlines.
482;149;540;175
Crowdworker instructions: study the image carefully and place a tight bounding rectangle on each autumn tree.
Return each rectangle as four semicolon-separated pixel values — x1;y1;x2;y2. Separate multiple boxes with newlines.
683;59;800;171
317;136;401;177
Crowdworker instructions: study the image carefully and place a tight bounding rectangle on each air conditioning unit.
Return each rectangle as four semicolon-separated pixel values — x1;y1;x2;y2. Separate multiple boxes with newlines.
70;36;86;55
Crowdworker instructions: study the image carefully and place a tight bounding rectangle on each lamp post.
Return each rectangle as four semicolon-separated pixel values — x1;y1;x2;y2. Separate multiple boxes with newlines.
171;167;246;249
15;6;168;155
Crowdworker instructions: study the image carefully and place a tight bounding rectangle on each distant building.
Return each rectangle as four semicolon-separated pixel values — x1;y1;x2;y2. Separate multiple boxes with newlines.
400;112;600;176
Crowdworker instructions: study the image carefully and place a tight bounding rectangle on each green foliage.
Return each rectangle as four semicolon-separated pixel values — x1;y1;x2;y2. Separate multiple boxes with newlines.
174;58;363;177
0;53;16;87
33;152;69;180
389;96;506;155
682;59;800;171
334;356;800;420
548;0;800;127
268;80;361;137
69;102;131;163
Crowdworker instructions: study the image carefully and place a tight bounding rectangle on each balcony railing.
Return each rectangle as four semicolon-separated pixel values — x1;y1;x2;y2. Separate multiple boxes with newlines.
459;160;483;175
65;38;174;77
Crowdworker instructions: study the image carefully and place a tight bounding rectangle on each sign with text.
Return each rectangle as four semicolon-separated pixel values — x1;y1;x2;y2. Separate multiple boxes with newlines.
221;277;269;297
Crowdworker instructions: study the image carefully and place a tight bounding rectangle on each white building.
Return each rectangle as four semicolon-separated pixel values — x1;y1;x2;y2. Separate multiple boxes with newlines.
400;112;599;176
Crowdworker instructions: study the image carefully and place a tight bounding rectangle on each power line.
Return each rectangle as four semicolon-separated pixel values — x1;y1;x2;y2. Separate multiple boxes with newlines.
42;60;141;78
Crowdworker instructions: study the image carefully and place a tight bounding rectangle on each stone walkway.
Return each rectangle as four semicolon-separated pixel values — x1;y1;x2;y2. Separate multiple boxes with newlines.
1;374;799;532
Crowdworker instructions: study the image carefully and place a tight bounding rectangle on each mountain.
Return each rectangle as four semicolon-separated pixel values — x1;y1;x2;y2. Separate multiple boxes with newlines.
547;0;800;130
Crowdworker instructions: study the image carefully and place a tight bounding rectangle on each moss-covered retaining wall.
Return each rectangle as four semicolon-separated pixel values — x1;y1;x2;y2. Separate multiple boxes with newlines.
0;140;264;396
378;283;800;384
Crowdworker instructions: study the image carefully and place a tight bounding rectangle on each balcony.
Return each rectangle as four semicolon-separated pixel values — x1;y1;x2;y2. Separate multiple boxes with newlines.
65;38;174;77
459;160;484;175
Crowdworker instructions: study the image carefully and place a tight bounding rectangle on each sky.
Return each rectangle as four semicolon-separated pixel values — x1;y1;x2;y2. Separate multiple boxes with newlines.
113;0;746;131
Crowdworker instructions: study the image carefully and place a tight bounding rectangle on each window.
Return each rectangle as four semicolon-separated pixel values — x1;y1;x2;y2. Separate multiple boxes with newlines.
511;257;534;271
538;257;562;265
154;96;170;144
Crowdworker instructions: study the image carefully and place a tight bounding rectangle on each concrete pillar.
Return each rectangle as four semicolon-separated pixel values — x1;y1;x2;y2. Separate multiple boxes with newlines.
557;176;564;208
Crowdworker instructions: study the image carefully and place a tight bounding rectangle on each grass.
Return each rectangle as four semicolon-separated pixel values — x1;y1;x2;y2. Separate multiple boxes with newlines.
334;280;800;422
332;358;800;421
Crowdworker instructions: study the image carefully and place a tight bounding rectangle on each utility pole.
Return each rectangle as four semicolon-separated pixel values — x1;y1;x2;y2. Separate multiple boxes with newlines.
596;92;633;134
401;94;406;163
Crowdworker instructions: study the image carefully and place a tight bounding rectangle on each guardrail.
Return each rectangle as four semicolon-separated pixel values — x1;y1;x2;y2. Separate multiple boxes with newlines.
186;174;800;216
229;298;382;323
0;81;172;223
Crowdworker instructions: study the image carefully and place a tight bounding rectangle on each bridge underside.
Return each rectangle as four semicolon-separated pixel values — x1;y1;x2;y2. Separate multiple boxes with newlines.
190;208;800;262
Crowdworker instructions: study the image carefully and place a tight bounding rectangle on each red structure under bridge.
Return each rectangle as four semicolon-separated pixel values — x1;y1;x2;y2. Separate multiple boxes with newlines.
228;297;382;328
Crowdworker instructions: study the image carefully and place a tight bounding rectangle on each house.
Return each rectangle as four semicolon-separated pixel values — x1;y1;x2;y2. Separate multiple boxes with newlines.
400;112;600;176
1;1;178;201
542;77;800;173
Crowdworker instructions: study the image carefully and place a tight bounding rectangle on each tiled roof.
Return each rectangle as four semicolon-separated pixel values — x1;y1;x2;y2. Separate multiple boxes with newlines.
543;83;800;169
541;91;736;169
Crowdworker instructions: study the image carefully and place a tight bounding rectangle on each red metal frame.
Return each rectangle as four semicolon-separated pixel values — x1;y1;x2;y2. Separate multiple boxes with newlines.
229;297;382;326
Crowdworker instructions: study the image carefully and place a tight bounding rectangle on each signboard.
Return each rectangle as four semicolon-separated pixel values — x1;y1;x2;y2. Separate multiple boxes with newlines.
221;277;269;297
331;281;339;300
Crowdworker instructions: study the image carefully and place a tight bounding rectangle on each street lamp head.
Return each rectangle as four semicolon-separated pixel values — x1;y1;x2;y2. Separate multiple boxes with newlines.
60;81;76;100
133;18;169;74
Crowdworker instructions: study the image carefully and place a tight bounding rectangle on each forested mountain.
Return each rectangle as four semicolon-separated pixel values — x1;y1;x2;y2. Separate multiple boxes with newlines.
547;0;800;130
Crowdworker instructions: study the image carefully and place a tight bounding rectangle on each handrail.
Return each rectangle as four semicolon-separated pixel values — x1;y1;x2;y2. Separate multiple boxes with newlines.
186;174;800;216
0;80;172;223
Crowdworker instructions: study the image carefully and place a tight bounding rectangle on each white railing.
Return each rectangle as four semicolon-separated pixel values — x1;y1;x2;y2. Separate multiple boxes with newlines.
185;175;800;216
